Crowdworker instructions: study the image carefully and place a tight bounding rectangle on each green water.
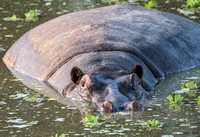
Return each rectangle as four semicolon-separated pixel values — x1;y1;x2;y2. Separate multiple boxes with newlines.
0;0;200;136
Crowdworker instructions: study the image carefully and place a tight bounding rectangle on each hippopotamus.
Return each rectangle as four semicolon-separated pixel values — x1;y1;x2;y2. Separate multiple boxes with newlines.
3;4;200;112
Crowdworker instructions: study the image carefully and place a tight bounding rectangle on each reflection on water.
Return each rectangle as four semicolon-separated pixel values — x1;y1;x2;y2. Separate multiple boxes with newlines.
0;0;200;136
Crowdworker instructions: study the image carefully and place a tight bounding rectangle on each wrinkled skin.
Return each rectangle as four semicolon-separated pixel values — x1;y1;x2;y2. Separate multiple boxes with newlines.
70;65;144;112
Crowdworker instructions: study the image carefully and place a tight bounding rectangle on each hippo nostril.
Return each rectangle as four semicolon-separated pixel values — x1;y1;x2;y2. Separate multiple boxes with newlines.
100;101;115;112
127;101;142;111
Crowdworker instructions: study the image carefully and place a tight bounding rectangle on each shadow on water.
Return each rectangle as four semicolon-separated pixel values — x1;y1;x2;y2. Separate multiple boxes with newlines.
0;0;200;136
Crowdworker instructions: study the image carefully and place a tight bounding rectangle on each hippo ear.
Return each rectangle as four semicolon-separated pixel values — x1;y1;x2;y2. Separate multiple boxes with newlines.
131;64;143;79
70;66;84;84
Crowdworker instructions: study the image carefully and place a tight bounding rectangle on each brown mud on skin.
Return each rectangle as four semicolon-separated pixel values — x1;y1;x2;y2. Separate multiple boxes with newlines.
3;4;200;112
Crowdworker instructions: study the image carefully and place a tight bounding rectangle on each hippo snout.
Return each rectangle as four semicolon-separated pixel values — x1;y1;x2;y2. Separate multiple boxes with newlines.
100;101;117;112
125;101;143;111
100;101;143;112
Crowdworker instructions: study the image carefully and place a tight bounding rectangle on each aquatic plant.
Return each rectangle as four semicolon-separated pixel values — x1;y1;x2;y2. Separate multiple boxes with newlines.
83;115;99;123
197;96;200;105
168;94;183;104
26;121;39;125
3;15;23;21
183;81;197;90
82;115;103;128
145;0;158;8
187;0;200;7
25;10;40;22
146;119;160;127
23;92;46;103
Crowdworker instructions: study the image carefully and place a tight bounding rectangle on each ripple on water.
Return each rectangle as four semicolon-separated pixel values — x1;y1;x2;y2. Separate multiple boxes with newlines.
54;118;65;122
9;93;28;99
178;9;194;16
189;16;199;19
172;132;183;135
8;124;31;129
0;101;7;105
0;47;6;52
189;126;198;129
6;118;27;124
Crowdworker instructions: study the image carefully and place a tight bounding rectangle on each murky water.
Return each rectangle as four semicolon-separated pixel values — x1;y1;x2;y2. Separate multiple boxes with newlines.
0;0;200;136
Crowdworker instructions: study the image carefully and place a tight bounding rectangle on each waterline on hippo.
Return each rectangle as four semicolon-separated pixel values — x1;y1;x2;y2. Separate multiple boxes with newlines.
3;4;200;112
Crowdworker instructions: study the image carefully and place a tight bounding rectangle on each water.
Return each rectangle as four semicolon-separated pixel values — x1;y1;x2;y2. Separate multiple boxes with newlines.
0;0;200;136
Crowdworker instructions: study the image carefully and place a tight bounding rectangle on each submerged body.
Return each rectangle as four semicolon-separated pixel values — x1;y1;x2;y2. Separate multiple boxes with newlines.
3;4;200;111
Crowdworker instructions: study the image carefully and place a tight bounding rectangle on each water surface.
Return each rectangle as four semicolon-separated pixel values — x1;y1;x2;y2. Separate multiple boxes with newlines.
0;0;200;136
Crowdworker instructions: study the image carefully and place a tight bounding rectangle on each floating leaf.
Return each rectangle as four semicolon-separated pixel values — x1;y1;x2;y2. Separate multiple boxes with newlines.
23;93;46;103
146;119;160;127
3;15;23;21
168;94;183;104
5;35;14;38
83;115;99;123
82;115;104;128
187;0;200;7
145;0;158;9
185;81;197;89
197;96;200;105
26;121;39;125
25;10;40;22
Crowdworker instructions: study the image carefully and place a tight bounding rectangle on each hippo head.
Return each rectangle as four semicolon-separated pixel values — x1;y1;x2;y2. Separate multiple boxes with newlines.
70;64;144;112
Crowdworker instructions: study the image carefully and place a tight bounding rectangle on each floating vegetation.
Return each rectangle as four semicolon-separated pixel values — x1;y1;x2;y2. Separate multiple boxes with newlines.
197;96;200;105
3;10;40;22
25;10;40;22
4;35;14;38
187;0;200;7
23;92;47;103
83;115;99;123
145;0;158;9
182;81;197;90
181;81;199;97
168;94;183;104
26;121;39;125
82;115;104;128
146;119;160;127
3;15;23;21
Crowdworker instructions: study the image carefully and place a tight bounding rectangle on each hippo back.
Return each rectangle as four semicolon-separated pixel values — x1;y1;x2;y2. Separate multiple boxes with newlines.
3;4;200;91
